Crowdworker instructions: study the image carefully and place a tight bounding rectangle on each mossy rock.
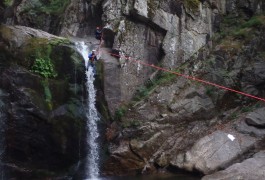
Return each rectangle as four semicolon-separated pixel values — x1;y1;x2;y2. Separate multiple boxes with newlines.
20;38;50;68
184;0;200;12
19;0;71;16
0;25;13;40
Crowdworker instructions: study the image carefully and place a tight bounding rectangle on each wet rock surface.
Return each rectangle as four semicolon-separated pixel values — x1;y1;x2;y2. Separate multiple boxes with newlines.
0;25;86;177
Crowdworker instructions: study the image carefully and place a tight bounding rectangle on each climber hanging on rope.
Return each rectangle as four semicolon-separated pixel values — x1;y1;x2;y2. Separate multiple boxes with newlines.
88;50;98;73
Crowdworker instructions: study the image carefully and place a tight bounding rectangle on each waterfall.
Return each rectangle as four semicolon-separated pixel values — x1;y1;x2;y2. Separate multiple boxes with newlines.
75;42;100;180
0;90;7;179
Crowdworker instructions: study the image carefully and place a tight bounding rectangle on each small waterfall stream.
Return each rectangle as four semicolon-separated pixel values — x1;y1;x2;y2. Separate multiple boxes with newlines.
0;90;7;179
76;42;100;180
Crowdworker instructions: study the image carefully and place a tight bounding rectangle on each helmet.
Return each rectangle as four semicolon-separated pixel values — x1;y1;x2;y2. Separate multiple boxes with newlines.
96;27;100;29
92;50;96;52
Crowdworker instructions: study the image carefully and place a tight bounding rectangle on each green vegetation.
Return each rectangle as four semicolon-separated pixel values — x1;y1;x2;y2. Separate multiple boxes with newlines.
241;103;261;113
133;70;178;102
228;112;238;120
206;86;215;96
219;15;265;40
212;14;265;56
184;0;200;12
28;38;58;78
31;57;57;78
3;0;13;6
233;15;265;39
40;0;71;15
49;38;71;46
42;79;53;110
241;15;265;28
114;106;127;121
27;37;69;78
21;0;70;15
122;119;141;128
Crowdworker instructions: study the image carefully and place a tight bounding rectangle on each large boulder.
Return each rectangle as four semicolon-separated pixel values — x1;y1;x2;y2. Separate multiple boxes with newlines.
245;107;265;128
236;107;265;137
202;151;265;180
0;24;86;178
170;131;256;174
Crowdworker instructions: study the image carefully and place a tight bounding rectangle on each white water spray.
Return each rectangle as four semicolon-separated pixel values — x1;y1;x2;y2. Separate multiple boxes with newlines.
75;42;100;179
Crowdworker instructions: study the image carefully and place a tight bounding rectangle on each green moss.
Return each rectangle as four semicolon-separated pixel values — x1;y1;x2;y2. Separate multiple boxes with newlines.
40;0;71;15
49;38;71;46
122;119;141;128
147;0;159;18
20;0;70;15
233;28;250;39
3;0;13;6
184;0;200;12
41;79;53;110
23;38;49;58
114;106;127;121
206;86;215;96
225;15;264;37
241;15;265;28
0;25;14;40
23;38;71;78
132;70;178;102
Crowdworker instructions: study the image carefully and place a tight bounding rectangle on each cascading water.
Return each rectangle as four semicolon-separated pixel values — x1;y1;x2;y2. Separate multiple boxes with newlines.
75;42;100;180
0;90;7;179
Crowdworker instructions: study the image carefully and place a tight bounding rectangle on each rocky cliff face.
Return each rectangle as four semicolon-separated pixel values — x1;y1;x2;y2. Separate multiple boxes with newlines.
1;0;103;37
1;0;265;179
99;0;264;117
100;0;222;116
103;0;265;178
0;24;86;178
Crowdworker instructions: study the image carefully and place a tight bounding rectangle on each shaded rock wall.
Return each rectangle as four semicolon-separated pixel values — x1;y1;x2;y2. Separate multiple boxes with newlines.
1;0;104;37
0;24;86;178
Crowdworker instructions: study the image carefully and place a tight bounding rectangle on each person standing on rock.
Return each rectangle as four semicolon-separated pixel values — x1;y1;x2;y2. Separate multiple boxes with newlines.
95;27;102;40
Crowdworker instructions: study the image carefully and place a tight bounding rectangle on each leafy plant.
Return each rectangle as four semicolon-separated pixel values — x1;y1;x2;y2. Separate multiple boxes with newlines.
28;39;59;78
206;86;215;96
31;57;57;78
114;106;127;120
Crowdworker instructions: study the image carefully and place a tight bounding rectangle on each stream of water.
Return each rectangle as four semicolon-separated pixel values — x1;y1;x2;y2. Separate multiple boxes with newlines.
76;42;100;180
0;90;7;180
